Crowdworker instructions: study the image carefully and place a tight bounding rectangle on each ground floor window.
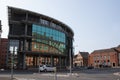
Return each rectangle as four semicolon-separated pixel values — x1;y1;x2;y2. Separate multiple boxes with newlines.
26;55;66;68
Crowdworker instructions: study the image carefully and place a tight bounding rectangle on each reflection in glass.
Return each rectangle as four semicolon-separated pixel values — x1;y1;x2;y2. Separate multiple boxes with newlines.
32;24;66;55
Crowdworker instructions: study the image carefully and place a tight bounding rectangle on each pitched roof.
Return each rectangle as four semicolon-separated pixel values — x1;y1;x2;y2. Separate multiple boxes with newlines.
92;48;115;54
117;45;120;48
79;52;89;59
114;45;120;52
91;45;120;54
74;54;78;58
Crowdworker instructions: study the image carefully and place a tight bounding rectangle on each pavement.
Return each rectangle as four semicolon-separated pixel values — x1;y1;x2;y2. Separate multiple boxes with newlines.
0;73;78;80
0;72;119;80
0;77;17;80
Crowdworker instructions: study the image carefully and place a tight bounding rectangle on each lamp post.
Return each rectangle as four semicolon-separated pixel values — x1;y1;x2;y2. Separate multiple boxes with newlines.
69;46;75;74
9;46;15;80
69;45;78;74
9;40;18;80
69;48;72;74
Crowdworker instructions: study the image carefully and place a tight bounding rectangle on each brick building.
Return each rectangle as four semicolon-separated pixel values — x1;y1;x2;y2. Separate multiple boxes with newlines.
115;45;120;66
73;52;89;67
89;48;119;68
0;38;8;68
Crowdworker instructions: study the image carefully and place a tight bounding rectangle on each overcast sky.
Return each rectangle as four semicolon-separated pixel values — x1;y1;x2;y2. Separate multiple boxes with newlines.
0;0;120;54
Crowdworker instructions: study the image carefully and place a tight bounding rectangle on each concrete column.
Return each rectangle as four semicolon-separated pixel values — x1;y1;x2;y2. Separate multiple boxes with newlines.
23;12;28;69
63;58;65;66
44;57;46;64
51;56;53;66
47;57;49;64
46;57;48;64
36;57;37;67
18;54;23;69
33;56;35;67
59;57;61;69
38;54;40;66
64;58;67;66
23;54;26;69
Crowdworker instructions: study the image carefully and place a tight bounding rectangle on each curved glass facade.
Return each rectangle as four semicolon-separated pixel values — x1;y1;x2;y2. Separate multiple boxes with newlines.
32;24;66;54
8;7;74;69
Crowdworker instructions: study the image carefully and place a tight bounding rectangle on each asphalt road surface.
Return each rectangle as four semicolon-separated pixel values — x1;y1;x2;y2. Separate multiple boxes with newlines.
0;68;119;80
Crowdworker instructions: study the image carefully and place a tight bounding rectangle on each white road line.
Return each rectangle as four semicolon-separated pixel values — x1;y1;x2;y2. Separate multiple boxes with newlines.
15;78;35;80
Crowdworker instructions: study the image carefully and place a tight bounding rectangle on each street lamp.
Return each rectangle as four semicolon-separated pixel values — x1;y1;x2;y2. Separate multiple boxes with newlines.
69;45;78;74
69;48;72;74
9;46;14;80
9;40;18;80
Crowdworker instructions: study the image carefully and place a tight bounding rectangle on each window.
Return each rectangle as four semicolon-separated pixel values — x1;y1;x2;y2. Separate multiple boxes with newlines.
94;56;96;60
40;19;49;26
104;56;106;59
34;44;37;49
50;22;56;28
44;46;48;50
32;24;66;43
32;24;66;54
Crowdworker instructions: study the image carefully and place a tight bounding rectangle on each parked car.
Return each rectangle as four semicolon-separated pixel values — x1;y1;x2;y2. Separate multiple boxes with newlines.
39;65;55;72
0;68;4;71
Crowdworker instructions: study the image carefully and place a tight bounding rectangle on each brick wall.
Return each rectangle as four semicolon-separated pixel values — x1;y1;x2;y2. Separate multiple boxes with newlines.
0;38;8;68
89;48;119;68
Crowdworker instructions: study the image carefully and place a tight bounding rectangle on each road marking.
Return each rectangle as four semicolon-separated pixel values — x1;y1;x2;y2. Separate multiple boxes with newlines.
113;72;120;76
15;78;35;80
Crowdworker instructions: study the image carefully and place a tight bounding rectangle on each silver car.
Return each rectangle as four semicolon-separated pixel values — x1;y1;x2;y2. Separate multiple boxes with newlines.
39;65;55;72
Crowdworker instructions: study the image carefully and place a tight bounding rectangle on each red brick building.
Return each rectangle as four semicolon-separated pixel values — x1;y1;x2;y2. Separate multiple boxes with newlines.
89;48;119;68
115;45;120;66
0;38;8;68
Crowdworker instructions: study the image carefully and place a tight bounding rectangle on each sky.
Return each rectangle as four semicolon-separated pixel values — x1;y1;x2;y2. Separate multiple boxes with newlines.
0;0;120;54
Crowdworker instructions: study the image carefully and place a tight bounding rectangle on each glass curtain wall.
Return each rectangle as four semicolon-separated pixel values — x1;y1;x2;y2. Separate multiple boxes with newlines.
32;24;66;55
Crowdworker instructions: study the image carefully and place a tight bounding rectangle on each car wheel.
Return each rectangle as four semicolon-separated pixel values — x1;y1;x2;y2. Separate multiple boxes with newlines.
44;69;47;72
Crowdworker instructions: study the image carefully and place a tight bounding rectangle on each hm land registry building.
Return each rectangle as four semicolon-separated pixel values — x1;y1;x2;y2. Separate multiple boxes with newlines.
7;7;74;69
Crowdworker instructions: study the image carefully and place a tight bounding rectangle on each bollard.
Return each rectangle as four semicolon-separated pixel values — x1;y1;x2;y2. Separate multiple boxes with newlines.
54;67;57;80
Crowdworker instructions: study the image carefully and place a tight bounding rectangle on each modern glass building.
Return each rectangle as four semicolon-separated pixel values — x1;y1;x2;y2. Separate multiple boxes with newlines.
7;7;74;69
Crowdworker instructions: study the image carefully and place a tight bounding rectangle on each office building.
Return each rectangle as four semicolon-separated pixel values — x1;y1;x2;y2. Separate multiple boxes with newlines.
7;7;74;69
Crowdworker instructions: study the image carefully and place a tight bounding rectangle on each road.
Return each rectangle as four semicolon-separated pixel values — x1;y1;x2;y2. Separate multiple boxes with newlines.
0;68;119;80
